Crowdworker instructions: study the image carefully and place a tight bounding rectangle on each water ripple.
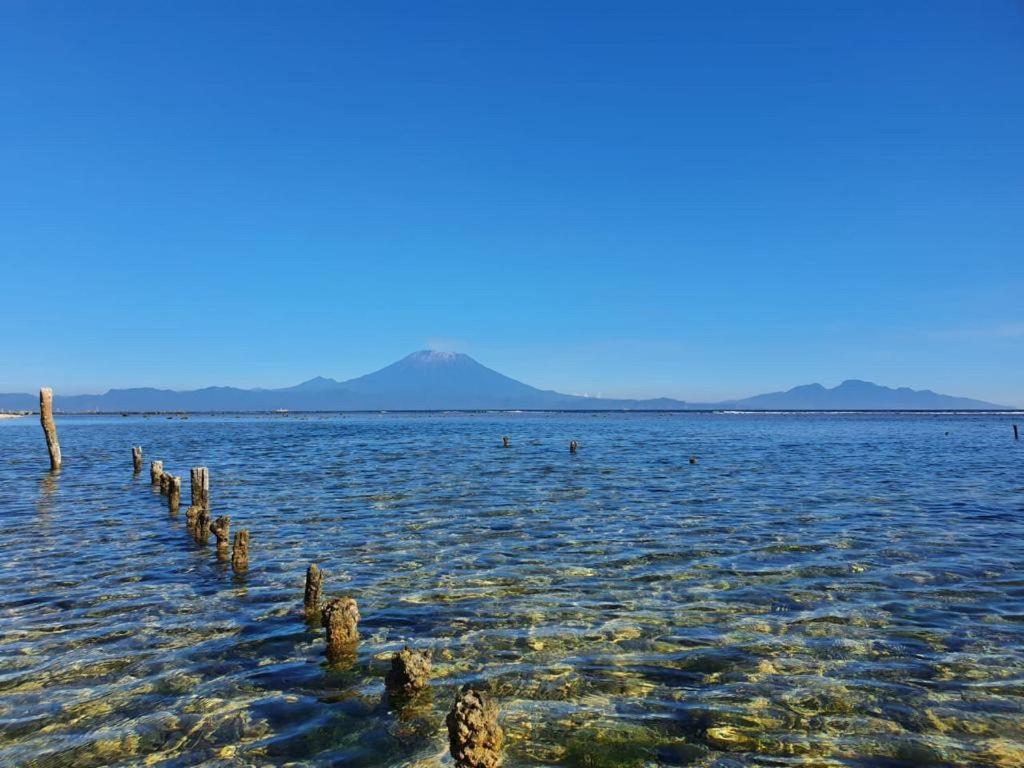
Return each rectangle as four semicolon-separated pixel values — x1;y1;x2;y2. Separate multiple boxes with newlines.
0;412;1022;766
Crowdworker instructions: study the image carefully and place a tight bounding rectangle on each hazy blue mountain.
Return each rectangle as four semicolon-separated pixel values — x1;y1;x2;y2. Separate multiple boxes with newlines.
712;379;1008;410
339;351;587;409
0;353;1011;412
0;352;687;411
0;393;36;411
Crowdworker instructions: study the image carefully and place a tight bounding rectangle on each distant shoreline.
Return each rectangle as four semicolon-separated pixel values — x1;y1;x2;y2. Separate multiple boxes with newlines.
5;409;1021;416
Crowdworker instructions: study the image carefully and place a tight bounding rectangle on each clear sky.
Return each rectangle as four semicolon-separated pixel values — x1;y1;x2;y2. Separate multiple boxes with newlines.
1;1;1022;404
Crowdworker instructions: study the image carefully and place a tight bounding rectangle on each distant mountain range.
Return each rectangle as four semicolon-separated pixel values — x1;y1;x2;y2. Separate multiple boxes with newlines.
716;379;1011;410
0;350;1013;411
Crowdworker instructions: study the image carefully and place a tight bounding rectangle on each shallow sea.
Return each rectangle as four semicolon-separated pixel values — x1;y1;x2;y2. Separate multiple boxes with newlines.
1;412;1022;767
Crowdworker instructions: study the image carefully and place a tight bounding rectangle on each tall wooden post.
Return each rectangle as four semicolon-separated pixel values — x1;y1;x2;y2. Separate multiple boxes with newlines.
150;460;163;485
167;476;181;513
132;446;143;474
191;467;209;510
39;388;61;471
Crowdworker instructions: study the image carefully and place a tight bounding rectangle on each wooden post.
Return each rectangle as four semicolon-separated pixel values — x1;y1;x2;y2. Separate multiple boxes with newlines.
193;507;211;544
159;472;171;495
502;436;510;448
569;440;578;454
150;460;163;485
231;530;249;572
185;505;199;533
211;516;231;558
447;686;504;768
167;475;181;513
132;446;143;474
385;646;431;697
304;564;324;620
39;388;61;471
190;467;209;510
322;596;359;657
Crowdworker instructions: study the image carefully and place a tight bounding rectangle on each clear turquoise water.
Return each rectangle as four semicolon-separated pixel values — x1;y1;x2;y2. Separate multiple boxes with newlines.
0;412;1022;767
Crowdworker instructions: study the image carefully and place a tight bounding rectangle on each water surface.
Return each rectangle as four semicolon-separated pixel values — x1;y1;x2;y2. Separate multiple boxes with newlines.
1;412;1022;767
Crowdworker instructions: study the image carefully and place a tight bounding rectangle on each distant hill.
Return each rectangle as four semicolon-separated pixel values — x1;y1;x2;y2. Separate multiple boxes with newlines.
707;379;1008;410
0;352;1012;411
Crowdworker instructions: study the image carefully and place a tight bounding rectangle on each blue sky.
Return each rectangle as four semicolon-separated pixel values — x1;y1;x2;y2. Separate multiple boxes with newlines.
1;1;1022;404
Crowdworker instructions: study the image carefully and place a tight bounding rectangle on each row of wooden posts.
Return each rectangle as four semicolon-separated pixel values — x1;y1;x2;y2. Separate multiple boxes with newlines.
137;449;250;572
137;445;502;766
34;387;523;766
303;563;504;767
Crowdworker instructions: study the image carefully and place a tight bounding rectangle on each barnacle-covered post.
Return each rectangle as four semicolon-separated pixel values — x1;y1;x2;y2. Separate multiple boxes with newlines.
38;388;62;471
185;505;199;533
210;516;230;557
150;460;163;485
322;596;359;658
446;686;504;768
231;529;249;572
132;446;143;474
304;564;324;620
385;647;431;697
193;507;211;544
159;471;171;495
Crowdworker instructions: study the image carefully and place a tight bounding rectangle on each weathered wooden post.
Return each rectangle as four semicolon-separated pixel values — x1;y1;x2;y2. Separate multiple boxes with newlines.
167;475;181;513
190;467;209;509
150;460;163;485
231;530;249;572
304;564;324;620
132;446;143;474
502;436;510;448
569;440;578;454
39;388;62;471
385;646;431;697
447;686;504;768
210;516;230;558
322;596;359;657
159;471;171;495
193;507;211;544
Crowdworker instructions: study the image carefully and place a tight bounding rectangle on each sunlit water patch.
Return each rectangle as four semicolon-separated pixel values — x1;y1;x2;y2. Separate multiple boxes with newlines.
1;412;1022;767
